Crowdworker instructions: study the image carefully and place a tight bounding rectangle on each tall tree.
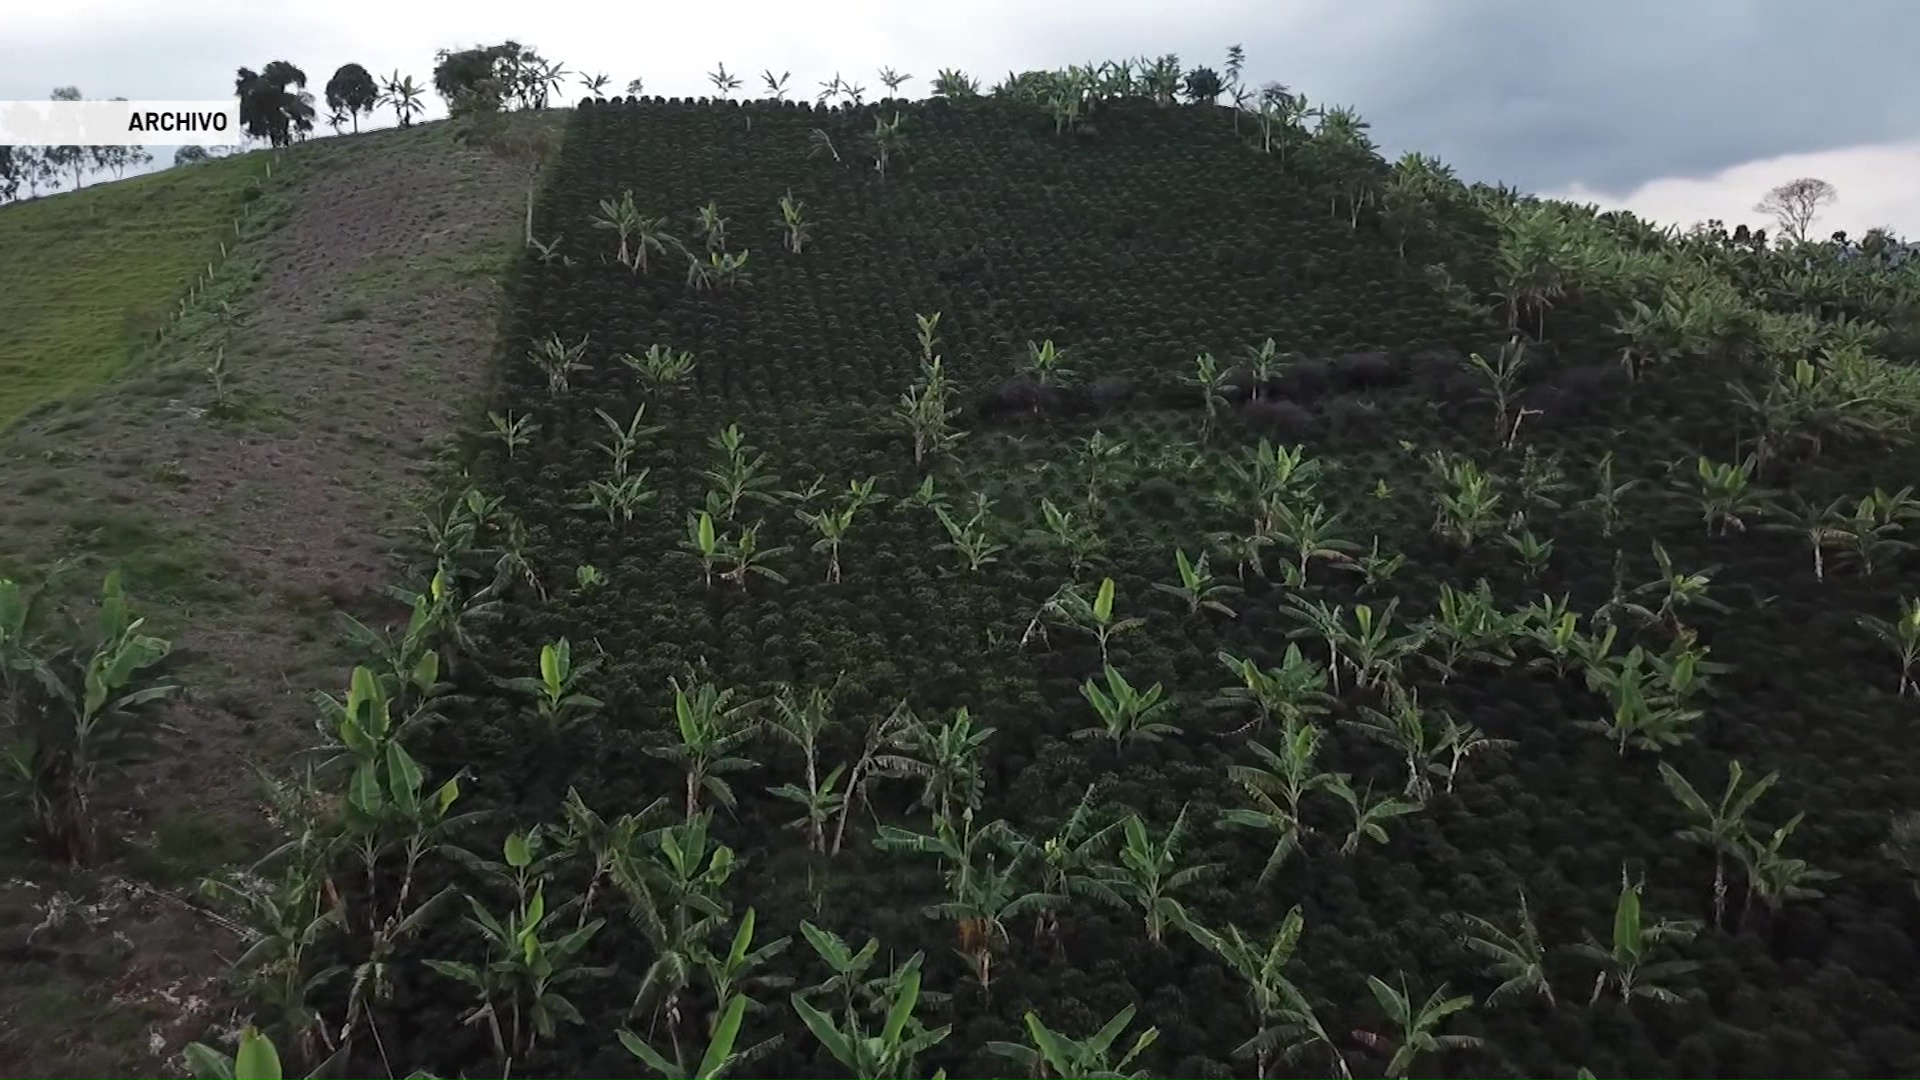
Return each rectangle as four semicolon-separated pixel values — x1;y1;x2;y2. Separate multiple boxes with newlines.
324;63;379;132
1755;177;1837;245
43;86;90;189
235;62;316;147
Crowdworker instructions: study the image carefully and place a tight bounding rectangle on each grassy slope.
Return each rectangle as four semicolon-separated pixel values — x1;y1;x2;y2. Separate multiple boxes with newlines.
0;123;530;1077
0;153;270;428
401;99;1920;1079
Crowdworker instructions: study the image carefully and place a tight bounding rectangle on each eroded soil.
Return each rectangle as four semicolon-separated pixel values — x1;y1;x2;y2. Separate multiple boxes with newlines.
0;123;527;1076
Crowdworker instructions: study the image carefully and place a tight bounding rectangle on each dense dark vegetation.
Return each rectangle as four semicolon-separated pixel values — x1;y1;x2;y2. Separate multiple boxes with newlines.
18;55;1920;1080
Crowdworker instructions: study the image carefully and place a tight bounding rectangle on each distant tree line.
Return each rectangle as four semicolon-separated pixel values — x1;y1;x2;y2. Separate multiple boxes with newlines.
0;86;154;204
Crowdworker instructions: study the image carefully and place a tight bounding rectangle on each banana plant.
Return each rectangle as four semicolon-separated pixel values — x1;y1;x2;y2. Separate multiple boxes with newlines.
576;469;657;525
184;1026;298;1080
425;878;607;1063
794;476;884;584
1759;493;1854;581
777;190;813;254
1518;593;1584;676
1344;688;1447;803
1211;644;1332;735
1;570;178;865
719;524;792;590
500;638;603;732
647;678;760;819
1578;645;1702;754
1839;486;1919;573
592;188;643;267
1612;541;1731;634
1027;497;1103;577
1737;813;1836;918
1464;343;1531;446
1681;454;1768;536
876;811;1050;991
483;410;538;458
1223;719;1347;879
1579;451;1641;537
1572;871;1699;1005
1338;600;1424;692
697;908;792;1033
1271;498;1359;584
528;332;590;394
1015;783;1128;946
1420;579;1520;683
1025;337;1075;386
869;111;907;179
621;344;698;394
592;403;664;477
1077;431;1129;517
1109;805;1219;945
1434;714;1513;794
1074;664;1183;752
1336;782;1420;854
620;991;770;1079
1426;451;1503;547
874;705;994;828
1502;527;1553;579
1050;577;1147;665
790;952;951;1079
1187;907;1350;1079
701;424;783;520
986;1005;1158;1079
677;511;723;587
1856;597;1920;695
1353;537;1406;593
1232;440;1321;537
1152;548;1241;617
696;201;729;252
828;702;921;857
1658;759;1776;927
763;683;842;852
1187;351;1232;438
615;812;738;1027
1451;889;1554;1007
1359;974;1481;1079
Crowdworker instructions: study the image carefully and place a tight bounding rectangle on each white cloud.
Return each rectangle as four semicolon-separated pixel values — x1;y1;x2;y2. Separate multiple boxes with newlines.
1546;139;1920;238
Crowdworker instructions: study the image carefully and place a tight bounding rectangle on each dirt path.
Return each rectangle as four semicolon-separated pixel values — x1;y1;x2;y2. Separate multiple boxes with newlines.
0;123;528;1077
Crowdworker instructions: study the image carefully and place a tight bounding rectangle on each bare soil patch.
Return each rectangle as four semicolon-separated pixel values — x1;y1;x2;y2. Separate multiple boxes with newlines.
0;123;526;1076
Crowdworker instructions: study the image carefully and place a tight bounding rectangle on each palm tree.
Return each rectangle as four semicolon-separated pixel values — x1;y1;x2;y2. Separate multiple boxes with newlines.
877;67;914;96
381;71;426;127
1187;908;1349;1079
1108;806;1218;944
646;678;760;818
1360;974;1481;1079
1657;759;1776;927
1221;720;1346;879
1451;889;1555;1007
986;1006;1158;1079
578;71;610;97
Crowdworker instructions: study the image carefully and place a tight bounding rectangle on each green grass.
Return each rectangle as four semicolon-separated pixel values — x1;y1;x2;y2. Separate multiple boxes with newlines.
0;154;270;427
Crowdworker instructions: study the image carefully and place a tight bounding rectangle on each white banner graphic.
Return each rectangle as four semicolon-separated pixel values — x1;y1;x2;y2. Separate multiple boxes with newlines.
0;101;242;146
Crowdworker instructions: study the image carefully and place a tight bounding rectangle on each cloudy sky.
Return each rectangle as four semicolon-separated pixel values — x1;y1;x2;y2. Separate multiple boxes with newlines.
8;0;1918;234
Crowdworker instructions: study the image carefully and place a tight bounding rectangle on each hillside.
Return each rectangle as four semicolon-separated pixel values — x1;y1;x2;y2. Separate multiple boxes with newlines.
391;94;1920;1077
0;152;274;428
7;78;1920;1080
0;123;530;1076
